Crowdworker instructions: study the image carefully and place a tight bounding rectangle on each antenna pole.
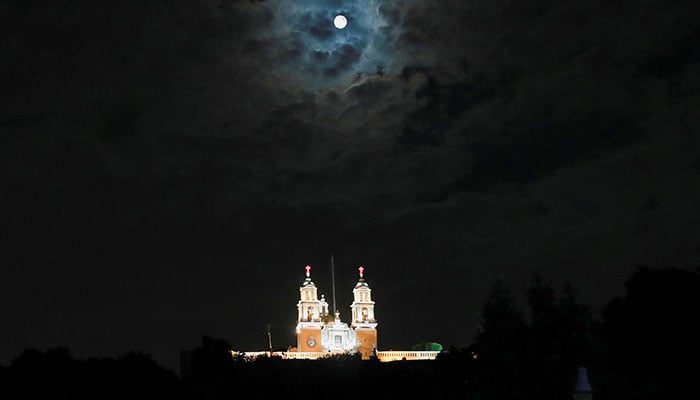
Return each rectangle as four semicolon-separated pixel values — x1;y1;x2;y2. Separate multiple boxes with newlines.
267;324;272;354
331;255;337;313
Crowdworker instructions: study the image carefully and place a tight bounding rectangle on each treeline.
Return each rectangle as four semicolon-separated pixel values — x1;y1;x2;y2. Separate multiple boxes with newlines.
0;348;179;399
463;265;699;400
1;266;697;399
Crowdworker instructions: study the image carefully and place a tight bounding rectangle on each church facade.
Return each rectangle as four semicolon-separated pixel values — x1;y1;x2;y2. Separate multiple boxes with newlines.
296;265;378;359
239;264;440;362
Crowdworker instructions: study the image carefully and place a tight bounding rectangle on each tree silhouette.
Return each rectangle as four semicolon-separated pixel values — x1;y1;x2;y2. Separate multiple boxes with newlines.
471;274;593;400
524;273;593;400
1;347;178;400
472;278;529;399
593;266;700;400
182;336;239;400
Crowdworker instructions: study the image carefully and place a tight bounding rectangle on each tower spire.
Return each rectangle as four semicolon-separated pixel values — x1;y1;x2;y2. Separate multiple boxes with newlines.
350;265;377;359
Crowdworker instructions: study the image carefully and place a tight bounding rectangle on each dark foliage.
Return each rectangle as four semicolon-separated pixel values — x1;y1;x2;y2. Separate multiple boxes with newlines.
591;266;700;400
0;347;179;400
181;344;467;400
469;273;594;400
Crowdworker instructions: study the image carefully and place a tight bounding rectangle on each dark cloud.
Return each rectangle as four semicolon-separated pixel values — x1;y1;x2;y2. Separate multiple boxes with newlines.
2;0;700;369
306;12;335;40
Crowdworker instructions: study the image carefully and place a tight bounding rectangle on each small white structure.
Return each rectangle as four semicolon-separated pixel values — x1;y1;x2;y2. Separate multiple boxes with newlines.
573;366;593;400
321;312;356;352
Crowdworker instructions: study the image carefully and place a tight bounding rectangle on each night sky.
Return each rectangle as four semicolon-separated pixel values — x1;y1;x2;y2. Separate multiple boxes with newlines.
2;0;700;370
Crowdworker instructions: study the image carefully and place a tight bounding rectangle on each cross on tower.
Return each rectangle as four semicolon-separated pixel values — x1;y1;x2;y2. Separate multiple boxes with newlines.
358;265;364;278
306;265;311;277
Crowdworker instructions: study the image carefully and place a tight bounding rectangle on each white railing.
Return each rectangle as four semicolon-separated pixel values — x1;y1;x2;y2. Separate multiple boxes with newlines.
234;350;440;362
376;351;440;362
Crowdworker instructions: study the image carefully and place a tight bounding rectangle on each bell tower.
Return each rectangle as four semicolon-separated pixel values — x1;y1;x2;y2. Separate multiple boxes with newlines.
350;266;378;359
296;265;328;352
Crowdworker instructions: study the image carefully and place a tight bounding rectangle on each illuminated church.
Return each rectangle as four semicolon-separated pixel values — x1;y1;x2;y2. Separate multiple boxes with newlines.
239;264;440;362
296;265;378;359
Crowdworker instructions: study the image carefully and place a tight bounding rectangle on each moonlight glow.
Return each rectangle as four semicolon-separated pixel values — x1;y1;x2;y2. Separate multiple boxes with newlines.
334;15;347;29
258;1;399;87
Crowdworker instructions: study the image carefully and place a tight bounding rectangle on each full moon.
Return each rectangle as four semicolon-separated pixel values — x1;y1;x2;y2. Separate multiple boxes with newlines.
334;15;347;29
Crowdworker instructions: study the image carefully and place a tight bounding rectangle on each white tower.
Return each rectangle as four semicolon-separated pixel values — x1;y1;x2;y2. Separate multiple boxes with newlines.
295;265;328;352
349;266;378;359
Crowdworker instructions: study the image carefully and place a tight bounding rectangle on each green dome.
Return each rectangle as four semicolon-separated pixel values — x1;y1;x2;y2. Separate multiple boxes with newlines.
410;342;443;351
